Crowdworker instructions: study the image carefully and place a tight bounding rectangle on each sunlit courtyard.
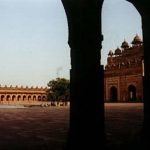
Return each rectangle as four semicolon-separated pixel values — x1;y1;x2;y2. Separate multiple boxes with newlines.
0;103;143;150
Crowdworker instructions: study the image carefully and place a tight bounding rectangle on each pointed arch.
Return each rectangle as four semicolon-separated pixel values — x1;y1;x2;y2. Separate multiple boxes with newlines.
110;86;118;102
128;84;137;101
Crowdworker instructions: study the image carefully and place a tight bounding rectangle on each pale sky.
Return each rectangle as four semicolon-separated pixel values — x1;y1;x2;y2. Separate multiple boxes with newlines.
0;0;142;87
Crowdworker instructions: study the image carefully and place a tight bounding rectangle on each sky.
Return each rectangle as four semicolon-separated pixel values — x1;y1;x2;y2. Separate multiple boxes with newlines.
0;0;142;87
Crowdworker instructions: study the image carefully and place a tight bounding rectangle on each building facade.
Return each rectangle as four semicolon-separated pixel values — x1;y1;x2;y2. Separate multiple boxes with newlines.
0;85;47;104
104;35;144;102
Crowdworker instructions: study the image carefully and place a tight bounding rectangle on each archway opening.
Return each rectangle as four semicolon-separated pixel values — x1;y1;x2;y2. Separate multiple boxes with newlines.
28;96;31;101
17;95;21;101
23;95;26;101
102;0;143;102
102;0;144;148
6;95;10;101
110;86;118;102
12;95;16;101
38;96;41;101
128;84;137;101
1;95;5;101
33;96;36;101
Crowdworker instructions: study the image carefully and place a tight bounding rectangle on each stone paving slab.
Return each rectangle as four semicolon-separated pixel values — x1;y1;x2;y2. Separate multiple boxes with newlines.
105;103;143;150
0;103;144;150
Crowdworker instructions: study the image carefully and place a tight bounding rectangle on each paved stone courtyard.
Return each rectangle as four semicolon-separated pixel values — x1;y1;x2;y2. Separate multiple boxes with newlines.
0;103;143;150
105;103;143;150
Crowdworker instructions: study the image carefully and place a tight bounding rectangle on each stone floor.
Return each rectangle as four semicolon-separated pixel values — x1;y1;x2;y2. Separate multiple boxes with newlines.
105;103;143;150
0;103;143;150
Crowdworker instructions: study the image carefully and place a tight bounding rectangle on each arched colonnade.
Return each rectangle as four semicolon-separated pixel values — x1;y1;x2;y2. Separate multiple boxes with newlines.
0;86;47;104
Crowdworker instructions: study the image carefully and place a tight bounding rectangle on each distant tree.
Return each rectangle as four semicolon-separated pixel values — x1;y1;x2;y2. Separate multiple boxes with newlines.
47;78;70;101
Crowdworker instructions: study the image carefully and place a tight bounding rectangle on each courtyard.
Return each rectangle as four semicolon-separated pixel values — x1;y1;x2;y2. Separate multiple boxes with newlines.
0;103;143;150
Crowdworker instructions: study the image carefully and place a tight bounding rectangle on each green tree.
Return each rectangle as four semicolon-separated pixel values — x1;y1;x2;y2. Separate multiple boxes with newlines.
47;78;70;101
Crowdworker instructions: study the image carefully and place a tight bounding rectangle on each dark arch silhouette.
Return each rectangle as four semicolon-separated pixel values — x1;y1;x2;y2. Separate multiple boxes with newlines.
33;95;36;101
1;95;5;101
38;96;41;101
61;0;150;149
128;85;137;101
23;95;26;101
12;95;16;101
17;95;21;101
6;95;10;101
110;86;118;102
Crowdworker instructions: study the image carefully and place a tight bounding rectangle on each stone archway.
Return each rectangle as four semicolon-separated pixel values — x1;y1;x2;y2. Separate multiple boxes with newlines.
17;95;21;101
110;86;118;102
128;84;137;101
1;95;5;101
12;95;16;101
61;0;150;149
28;96;31;101
23;95;26;101
33;95;36;101
6;95;10;101
38;96;41;101
42;95;46;101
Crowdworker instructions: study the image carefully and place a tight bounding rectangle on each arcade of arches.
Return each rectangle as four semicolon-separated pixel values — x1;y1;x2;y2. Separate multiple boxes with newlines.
0;85;47;104
104;34;143;102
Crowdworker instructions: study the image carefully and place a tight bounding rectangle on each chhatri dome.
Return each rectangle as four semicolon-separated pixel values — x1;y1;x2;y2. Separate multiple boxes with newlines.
121;39;129;49
131;34;143;45
108;50;113;56
114;47;122;55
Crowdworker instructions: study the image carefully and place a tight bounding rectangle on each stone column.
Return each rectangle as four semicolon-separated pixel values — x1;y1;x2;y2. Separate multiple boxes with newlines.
61;0;105;149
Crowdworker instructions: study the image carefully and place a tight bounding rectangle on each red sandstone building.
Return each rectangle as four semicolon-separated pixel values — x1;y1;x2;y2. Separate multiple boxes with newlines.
104;35;144;102
0;85;47;104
